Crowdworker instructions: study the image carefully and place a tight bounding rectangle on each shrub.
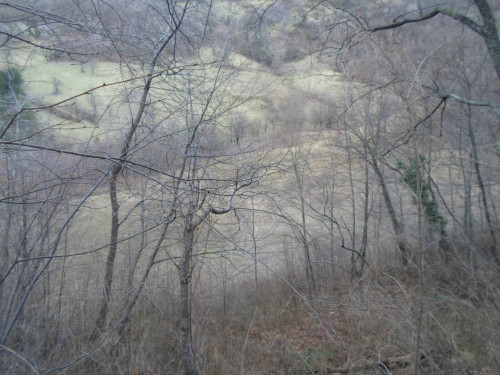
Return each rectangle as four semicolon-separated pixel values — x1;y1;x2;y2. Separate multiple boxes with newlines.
0;68;23;97
283;46;301;63
241;38;274;66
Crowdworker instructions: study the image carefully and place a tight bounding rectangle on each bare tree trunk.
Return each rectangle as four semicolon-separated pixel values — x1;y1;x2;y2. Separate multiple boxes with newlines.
473;0;500;80
292;158;316;296
359;157;370;275
345;133;358;278
89;0;186;340
251;198;259;304
179;223;198;375
371;155;409;265
91;176;120;342
413;145;425;375
1;153;12;264
468;112;498;263
328;187;336;280
90;47;166;343
461;148;474;238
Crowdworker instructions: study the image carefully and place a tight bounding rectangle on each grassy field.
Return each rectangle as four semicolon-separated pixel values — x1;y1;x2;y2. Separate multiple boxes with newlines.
1;39;345;144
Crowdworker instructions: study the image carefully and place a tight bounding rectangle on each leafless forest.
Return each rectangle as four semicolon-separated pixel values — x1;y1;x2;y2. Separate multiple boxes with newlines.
0;0;499;374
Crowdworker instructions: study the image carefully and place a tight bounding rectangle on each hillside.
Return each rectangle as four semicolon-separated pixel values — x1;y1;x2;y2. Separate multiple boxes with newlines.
0;1;499;374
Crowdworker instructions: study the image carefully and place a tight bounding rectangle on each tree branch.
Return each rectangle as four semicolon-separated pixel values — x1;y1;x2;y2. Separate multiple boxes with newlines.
369;2;500;79
370;8;483;36
0;31;90;56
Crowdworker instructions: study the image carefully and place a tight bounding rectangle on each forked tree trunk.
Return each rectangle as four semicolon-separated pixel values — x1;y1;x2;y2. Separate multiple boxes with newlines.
90;53;162;345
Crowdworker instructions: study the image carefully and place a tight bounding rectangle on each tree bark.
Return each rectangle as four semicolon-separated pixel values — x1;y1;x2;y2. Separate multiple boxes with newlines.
292;157;316;296
371;155;409;265
90;38;168;343
473;0;500;80
468;113;498;263
179;223;198;375
359;157;370;275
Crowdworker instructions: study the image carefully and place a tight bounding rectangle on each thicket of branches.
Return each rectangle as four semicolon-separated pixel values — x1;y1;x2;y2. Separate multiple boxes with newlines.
0;0;498;374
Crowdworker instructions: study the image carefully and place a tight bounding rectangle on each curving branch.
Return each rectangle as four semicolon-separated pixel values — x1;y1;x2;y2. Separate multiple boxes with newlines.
369;0;500;80
371;8;483;35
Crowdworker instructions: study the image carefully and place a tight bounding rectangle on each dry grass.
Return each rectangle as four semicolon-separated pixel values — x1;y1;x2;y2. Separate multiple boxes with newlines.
194;250;500;375
1;232;497;374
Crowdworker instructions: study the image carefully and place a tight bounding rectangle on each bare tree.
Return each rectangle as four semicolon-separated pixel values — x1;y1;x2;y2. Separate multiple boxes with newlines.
90;1;191;344
168;61;270;373
289;145;317;295
369;0;500;81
